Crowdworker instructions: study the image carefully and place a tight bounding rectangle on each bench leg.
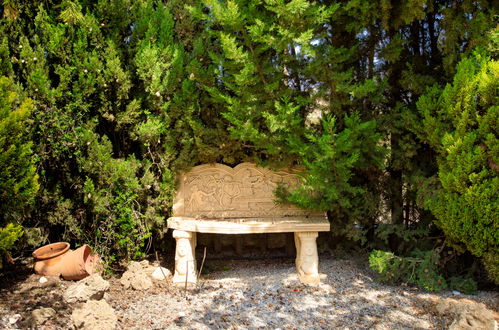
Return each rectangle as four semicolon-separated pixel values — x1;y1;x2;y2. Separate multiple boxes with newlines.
172;230;197;286
294;232;320;285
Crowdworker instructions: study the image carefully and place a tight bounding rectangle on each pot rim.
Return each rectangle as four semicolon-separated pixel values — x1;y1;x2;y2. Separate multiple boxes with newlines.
32;242;70;260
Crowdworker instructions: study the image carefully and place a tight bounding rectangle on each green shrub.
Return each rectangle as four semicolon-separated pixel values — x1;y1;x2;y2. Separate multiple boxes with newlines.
369;249;448;292
0;223;23;255
0;2;187;266
448;276;477;295
416;51;498;283
482;252;499;285
0;76;38;261
0;76;39;223
78;128;156;265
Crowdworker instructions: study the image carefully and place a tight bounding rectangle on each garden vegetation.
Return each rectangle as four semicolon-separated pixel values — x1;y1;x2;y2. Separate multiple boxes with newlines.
0;0;497;289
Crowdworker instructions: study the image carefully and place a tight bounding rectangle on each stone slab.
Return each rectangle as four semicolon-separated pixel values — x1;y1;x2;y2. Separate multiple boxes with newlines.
167;216;330;234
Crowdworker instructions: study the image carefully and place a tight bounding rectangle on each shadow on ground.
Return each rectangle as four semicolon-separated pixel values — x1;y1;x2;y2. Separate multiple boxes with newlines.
0;259;72;328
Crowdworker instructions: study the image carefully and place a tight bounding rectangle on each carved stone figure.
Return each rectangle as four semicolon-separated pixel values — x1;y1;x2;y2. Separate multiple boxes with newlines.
172;230;197;285
294;232;320;284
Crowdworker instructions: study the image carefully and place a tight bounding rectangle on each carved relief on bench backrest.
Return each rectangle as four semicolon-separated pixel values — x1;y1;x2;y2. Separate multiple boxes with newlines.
173;163;322;218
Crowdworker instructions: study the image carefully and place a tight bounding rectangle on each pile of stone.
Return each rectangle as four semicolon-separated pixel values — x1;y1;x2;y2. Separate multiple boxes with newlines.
64;274;116;330
120;260;171;291
435;298;498;330
28;260;171;329
26;274;114;329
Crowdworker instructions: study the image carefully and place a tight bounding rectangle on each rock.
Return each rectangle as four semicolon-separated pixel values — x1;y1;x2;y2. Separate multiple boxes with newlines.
30;308;56;327
127;261;143;273
72;300;117;330
103;292;112;302
121;269;153;290
151;267;171;280
8;314;20;324
435;298;496;330
121;261;153;290
38;275;61;289
64;274;110;304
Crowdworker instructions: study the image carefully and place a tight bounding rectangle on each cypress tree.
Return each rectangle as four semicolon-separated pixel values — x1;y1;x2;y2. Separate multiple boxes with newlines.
0;76;38;261
0;76;38;223
188;0;386;242
0;0;190;262
416;50;498;283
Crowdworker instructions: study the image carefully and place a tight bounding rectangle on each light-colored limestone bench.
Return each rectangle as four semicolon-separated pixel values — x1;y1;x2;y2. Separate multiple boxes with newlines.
167;163;330;285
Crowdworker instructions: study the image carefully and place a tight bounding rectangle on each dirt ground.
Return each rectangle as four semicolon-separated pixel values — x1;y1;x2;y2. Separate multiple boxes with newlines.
0;254;497;329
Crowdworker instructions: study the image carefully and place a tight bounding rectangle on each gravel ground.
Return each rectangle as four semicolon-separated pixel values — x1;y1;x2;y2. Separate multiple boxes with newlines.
1;254;497;329
112;256;498;329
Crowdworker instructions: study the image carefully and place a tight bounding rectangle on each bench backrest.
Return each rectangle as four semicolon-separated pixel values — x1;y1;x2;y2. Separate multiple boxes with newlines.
172;163;323;219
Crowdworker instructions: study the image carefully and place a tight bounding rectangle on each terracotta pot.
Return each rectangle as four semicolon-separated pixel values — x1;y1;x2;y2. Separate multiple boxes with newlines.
33;242;70;276
33;242;101;280
59;245;100;280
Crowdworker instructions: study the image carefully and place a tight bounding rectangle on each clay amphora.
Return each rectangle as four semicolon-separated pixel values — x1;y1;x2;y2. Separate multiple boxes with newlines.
59;245;99;280
33;242;70;276
33;243;100;280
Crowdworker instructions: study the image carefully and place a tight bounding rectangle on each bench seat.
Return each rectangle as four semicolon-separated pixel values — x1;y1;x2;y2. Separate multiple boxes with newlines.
168;216;330;234
167;163;331;286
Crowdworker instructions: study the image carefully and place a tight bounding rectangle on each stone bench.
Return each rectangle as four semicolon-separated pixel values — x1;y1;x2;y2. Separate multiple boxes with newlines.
167;163;330;285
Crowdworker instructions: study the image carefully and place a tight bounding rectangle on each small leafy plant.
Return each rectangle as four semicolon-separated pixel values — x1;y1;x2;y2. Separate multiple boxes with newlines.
369;249;447;292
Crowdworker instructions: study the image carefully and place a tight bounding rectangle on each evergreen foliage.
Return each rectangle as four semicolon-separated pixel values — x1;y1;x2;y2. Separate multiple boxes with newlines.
0;223;23;268
0;75;37;259
0;0;496;287
0;75;38;217
416;50;498;283
189;0;387;242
